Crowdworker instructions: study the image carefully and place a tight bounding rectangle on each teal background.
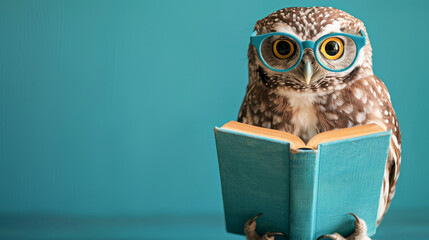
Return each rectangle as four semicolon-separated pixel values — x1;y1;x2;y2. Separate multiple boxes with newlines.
0;0;428;239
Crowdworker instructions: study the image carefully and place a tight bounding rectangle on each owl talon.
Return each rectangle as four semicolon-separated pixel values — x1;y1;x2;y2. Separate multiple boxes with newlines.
262;232;288;240
252;213;264;221
244;214;288;240
317;233;346;240
244;213;263;232
317;213;371;240
244;213;263;240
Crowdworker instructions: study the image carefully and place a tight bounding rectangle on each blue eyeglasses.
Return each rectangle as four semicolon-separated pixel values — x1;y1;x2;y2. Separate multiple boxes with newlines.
250;30;366;72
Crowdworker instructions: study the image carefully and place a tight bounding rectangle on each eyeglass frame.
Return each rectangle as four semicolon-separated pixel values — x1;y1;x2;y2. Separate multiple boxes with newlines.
250;29;367;72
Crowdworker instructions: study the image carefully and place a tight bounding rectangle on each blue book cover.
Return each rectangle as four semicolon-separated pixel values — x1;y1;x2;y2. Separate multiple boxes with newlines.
214;121;391;240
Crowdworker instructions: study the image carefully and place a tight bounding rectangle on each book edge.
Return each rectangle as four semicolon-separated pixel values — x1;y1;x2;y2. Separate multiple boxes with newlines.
213;129;231;234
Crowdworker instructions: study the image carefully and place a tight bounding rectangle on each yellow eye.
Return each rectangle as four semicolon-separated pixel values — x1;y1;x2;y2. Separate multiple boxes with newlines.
320;37;344;60
273;39;295;59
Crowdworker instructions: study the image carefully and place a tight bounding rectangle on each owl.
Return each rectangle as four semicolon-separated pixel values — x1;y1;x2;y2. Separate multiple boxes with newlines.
238;7;401;240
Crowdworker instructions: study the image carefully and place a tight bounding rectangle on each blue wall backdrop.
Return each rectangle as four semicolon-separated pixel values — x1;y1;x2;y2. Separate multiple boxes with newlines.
0;0;428;238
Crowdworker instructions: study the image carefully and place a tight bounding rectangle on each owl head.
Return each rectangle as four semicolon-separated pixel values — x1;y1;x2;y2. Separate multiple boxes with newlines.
248;7;373;93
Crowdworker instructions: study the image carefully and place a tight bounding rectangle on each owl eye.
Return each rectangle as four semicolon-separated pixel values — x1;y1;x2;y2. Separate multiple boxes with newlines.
273;39;295;59
320;37;344;60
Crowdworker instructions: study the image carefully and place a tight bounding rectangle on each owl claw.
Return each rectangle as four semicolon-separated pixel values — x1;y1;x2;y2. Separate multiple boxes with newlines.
317;233;347;240
317;213;372;240
262;232;288;240
244;213;263;232
252;213;264;221
244;214;288;240
244;213;262;240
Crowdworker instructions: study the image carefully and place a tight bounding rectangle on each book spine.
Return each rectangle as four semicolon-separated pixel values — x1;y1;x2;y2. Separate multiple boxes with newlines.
289;150;319;240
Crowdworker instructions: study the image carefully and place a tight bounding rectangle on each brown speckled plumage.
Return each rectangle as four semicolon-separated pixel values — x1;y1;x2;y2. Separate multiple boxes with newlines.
238;7;401;226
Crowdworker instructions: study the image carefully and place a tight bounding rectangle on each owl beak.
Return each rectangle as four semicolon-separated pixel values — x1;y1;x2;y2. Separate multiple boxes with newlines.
304;61;313;85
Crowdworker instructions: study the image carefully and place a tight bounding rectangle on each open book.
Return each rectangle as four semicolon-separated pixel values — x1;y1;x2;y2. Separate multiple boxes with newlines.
220;121;386;150
214;121;391;240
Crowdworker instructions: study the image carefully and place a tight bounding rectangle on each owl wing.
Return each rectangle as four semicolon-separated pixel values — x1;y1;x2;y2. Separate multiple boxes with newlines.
238;83;274;128
372;76;401;224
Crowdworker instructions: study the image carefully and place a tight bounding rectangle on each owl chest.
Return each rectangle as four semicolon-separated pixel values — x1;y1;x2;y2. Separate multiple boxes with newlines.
279;93;319;142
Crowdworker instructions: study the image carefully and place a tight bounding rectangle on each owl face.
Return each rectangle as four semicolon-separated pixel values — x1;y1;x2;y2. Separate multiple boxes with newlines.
249;7;373;92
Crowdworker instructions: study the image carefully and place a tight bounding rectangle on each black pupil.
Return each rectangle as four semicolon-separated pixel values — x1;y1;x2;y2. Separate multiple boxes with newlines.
325;41;340;56
276;41;291;56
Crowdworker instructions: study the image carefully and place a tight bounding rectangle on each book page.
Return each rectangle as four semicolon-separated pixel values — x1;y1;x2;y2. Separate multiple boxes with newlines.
306;124;385;149
221;121;306;149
